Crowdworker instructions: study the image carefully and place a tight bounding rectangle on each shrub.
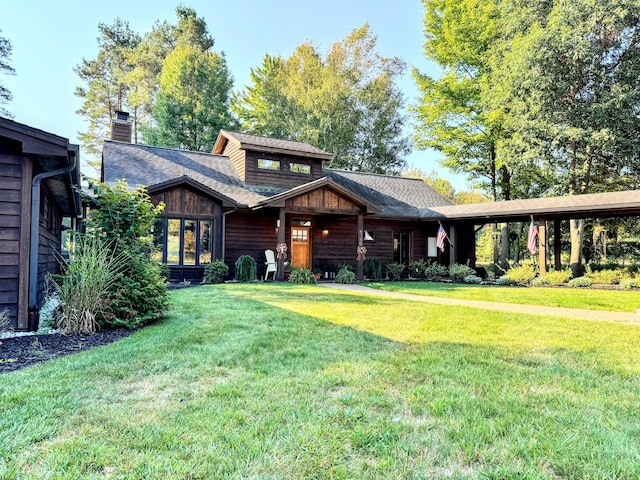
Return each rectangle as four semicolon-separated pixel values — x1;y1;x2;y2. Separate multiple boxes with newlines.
449;263;476;282
78;178;169;329
496;275;511;285
202;260;229;284
588;269;622;285
52;235;128;334
335;265;357;284
288;266;317;284
424;262;448;279
99;249;169;329
620;278;639;289
569;276;593;288
235;255;257;282
363;257;383;281
386;262;404;281
464;275;482;284
543;269;573;286
530;277;549;287
504;264;536;286
408;259;427;278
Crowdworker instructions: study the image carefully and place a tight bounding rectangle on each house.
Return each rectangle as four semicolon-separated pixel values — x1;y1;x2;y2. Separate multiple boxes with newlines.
0;117;81;330
102;125;460;283
102;116;640;284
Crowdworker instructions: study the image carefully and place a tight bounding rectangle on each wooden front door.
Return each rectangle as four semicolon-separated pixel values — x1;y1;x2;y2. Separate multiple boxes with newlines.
291;226;311;269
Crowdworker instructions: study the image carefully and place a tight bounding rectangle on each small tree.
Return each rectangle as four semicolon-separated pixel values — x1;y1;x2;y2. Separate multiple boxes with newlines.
235;255;257;282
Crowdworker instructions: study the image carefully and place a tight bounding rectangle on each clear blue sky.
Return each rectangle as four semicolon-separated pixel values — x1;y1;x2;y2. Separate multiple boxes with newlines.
2;0;468;189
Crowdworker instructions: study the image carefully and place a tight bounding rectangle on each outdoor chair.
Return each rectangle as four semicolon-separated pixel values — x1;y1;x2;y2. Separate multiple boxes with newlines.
264;249;277;281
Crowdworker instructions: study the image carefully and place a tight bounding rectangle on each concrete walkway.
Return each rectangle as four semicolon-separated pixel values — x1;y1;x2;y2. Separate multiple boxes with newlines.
319;283;640;325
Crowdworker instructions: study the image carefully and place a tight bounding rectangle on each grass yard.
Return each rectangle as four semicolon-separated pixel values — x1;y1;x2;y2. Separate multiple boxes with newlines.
2;283;640;479
366;281;640;312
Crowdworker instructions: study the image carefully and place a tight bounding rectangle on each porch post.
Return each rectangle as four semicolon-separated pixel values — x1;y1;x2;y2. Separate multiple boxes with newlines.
277;208;286;281
538;217;547;276
554;219;562;271
357;213;364;281
449;224;457;265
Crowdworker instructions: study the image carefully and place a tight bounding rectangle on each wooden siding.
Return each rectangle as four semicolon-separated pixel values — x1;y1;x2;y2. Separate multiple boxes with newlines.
152;186;221;217
286;187;362;214
224;210;435;279
223;140;246;181
312;217;434;274
244;150;323;188
0;156;25;329
225;210;279;279
37;185;62;309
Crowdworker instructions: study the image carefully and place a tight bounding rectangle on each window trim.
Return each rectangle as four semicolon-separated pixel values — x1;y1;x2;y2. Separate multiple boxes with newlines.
153;217;214;266
393;231;411;264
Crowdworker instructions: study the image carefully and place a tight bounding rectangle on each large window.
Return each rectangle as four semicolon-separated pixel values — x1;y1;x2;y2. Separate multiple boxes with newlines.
393;232;411;264
153;218;213;266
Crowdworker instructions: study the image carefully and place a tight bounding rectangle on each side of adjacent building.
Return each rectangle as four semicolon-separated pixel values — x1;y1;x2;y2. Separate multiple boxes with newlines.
0;118;81;330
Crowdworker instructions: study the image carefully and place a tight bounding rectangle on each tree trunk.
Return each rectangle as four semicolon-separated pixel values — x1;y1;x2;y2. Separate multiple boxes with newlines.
570;218;585;277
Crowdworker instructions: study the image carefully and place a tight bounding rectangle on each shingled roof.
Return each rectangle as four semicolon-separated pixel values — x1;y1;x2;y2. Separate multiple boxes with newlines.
213;130;334;160
102;140;455;217
102;140;286;207
326;170;453;219
432;190;640;222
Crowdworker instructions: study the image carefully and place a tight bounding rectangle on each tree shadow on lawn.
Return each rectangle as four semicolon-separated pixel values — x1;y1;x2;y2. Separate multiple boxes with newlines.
2;285;640;478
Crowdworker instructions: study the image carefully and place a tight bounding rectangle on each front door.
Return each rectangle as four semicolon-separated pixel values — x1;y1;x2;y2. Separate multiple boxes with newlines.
291;226;311;269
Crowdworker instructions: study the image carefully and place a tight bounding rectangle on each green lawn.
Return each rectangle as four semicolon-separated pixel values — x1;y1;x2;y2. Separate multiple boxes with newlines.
2;283;640;479
366;281;640;312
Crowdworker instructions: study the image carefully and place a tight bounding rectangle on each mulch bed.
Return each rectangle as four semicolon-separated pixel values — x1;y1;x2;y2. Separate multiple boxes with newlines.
0;329;134;374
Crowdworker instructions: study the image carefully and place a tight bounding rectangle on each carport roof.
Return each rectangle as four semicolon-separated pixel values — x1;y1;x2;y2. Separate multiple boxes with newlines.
432;190;640;223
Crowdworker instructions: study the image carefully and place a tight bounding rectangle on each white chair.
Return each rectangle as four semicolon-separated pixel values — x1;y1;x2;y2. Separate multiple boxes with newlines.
264;249;277;280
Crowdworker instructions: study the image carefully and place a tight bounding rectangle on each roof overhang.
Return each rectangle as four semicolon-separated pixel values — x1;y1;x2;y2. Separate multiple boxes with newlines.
252;176;382;214
432;190;640;223
0;117;81;217
147;175;237;208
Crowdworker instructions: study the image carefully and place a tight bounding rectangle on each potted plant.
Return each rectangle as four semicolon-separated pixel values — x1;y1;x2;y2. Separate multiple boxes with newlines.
283;262;292;280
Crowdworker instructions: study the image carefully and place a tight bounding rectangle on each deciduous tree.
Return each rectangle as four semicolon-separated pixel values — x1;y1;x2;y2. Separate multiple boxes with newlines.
142;45;235;151
233;24;410;174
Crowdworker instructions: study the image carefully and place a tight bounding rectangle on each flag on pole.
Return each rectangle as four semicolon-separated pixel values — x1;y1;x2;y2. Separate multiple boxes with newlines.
527;216;538;254
436;224;448;252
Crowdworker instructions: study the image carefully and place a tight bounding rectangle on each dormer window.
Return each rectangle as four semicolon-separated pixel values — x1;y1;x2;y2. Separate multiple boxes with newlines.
290;162;311;174
257;159;280;171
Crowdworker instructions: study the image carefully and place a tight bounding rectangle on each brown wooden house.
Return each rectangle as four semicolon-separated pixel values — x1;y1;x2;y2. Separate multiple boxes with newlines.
101;123;640;284
0;118;81;330
102;129;456;282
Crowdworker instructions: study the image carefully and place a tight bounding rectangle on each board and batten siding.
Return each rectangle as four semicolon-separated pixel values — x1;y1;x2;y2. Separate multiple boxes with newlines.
0;155;31;329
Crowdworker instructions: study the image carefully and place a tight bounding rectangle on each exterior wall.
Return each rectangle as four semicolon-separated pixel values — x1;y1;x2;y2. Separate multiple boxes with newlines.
37;184;63;309
223;140;246;181
151;185;224;282
225;210;279;279
225;209;441;279
0;155;27;329
244;150;324;188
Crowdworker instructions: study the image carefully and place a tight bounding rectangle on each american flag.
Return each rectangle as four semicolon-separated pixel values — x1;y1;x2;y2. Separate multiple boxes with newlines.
436;225;447;252
527;217;538;254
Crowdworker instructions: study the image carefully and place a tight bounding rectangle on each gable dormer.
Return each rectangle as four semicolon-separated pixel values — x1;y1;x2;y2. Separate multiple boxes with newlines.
213;130;333;189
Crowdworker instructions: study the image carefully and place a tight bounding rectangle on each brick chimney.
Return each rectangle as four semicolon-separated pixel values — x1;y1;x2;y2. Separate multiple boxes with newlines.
111;111;132;143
